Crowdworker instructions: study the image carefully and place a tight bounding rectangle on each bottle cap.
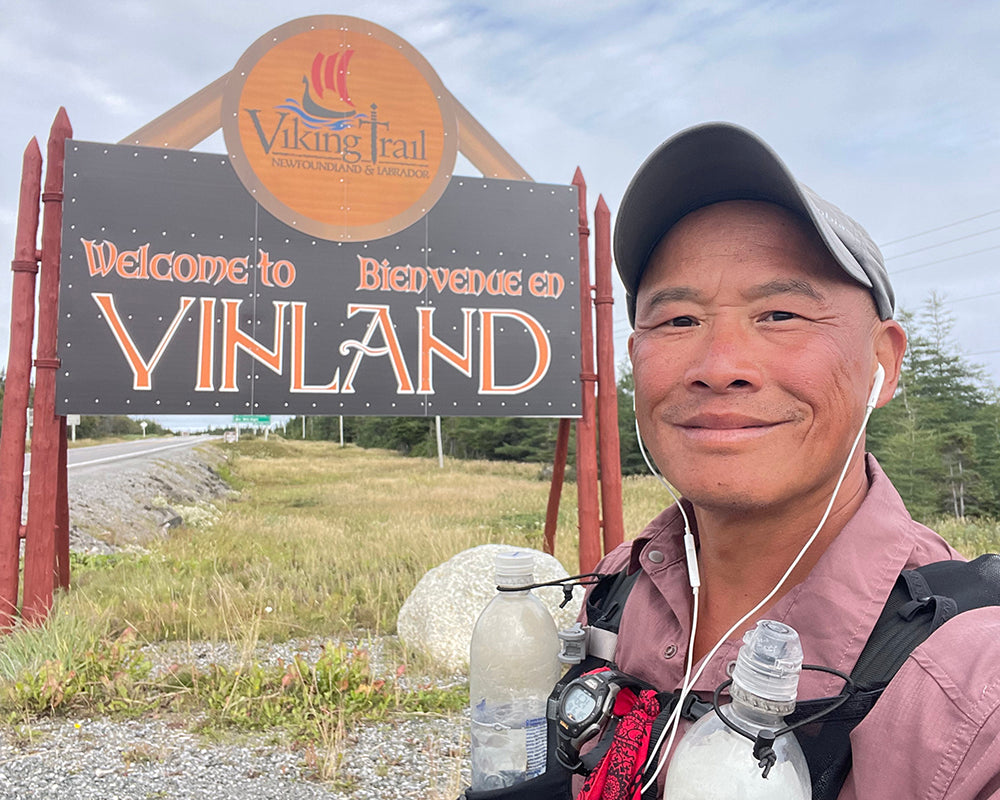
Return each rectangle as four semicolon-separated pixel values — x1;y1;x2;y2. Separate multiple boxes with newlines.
494;551;534;588
732;620;803;703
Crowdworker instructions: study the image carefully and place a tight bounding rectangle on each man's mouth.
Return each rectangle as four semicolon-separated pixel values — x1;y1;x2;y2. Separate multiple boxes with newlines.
673;413;786;444
678;413;779;430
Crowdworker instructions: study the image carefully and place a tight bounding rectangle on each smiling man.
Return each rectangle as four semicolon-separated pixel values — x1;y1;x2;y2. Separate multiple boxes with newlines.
593;123;1000;799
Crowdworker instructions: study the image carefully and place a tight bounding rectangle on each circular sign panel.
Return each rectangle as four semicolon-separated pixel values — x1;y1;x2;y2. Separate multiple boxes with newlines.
222;16;458;241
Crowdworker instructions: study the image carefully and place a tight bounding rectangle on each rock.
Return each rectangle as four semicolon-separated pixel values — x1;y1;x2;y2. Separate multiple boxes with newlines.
397;543;583;673
149;504;183;531
159;514;184;531
68;526;118;556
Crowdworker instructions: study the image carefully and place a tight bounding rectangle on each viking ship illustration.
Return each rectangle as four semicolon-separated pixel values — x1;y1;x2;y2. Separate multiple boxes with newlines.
301;50;357;119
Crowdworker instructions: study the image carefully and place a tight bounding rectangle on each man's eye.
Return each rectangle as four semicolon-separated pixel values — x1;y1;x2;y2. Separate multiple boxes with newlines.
764;310;798;322
667;316;698;327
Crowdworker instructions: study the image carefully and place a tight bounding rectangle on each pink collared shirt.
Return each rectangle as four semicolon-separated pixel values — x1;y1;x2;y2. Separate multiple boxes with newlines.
595;455;1000;799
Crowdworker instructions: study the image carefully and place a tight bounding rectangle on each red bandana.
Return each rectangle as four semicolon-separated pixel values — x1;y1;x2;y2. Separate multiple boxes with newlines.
576;688;662;800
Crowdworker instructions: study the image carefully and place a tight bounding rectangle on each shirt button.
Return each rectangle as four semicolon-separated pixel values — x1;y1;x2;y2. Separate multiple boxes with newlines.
647;550;664;564
663;644;678;659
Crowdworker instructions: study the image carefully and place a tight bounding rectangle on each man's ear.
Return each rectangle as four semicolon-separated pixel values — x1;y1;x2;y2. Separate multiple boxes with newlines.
873;319;908;408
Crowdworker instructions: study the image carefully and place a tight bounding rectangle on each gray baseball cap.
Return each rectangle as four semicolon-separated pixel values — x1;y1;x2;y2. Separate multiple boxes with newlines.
614;122;894;324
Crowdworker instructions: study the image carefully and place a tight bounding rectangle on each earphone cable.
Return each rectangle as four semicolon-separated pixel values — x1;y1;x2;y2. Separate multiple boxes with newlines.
638;394;878;791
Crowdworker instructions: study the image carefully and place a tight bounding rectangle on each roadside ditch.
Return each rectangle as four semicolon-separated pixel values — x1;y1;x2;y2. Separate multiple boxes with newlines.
67;442;235;554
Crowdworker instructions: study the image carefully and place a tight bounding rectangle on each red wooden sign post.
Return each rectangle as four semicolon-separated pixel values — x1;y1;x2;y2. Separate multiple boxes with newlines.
0;109;72;627
594;196;625;557
573;169;602;573
0;140;42;627
22;109;72;623
542;171;624;574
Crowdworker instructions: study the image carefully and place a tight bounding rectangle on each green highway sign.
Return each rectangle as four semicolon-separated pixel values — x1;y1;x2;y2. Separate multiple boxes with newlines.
233;414;271;425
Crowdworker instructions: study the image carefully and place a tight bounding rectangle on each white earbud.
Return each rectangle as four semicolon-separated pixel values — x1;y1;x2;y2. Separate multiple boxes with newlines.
867;363;886;409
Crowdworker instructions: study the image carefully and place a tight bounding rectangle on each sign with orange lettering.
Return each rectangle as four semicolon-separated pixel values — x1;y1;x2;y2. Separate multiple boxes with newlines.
56;140;581;417
221;16;458;242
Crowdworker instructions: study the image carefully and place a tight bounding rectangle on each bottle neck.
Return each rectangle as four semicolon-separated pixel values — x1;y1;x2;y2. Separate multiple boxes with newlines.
730;679;797;717
496;577;533;594
725;694;788;732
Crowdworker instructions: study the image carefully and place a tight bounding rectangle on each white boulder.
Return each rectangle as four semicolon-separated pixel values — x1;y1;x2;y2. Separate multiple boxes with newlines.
397;544;583;673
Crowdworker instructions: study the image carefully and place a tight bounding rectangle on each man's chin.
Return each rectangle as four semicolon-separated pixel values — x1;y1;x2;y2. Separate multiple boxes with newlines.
684;490;773;515
669;476;781;516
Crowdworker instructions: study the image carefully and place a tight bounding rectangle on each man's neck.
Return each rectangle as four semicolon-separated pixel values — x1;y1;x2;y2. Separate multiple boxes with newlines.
689;463;870;663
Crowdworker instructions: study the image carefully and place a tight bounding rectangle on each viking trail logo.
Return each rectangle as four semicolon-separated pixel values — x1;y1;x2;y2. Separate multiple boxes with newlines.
242;49;428;172
222;17;458;241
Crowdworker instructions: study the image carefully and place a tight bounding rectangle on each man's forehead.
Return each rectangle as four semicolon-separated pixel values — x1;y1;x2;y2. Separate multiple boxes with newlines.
636;200;879;314
641;278;823;301
644;201;848;280
653;199;820;249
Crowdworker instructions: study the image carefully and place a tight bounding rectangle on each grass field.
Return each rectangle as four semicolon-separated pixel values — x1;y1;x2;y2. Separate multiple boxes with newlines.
0;437;997;779
64;438;587;641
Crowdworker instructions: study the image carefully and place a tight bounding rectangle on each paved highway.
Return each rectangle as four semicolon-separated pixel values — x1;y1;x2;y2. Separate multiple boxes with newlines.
23;435;217;478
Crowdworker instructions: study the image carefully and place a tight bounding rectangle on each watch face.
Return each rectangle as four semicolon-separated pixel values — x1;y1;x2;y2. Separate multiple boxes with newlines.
563;685;598;722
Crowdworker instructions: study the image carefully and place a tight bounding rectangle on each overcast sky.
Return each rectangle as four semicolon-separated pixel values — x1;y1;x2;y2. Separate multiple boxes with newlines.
1;0;998;431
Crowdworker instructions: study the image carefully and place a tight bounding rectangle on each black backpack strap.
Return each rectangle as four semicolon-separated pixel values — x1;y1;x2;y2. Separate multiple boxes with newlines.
793;553;1000;800
852;554;1000;690
566;567;640;664
461;765;573;800
788;687;886;800
586;568;640;633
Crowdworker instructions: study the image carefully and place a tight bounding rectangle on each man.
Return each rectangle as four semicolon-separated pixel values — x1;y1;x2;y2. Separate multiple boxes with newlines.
601;122;1000;799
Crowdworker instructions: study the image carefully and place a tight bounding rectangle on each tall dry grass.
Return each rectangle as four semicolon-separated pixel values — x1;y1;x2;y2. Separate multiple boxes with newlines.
60;439;584;644
933;515;1000;559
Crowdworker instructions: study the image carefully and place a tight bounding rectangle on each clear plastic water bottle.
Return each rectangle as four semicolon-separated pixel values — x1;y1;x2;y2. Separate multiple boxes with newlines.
469;552;561;791
662;620;811;799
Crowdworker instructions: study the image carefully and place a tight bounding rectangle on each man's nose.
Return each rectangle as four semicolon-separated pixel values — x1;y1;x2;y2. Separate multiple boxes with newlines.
683;320;762;392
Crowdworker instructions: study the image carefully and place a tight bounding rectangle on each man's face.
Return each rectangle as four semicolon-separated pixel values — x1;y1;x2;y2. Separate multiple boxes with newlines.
628;200;888;516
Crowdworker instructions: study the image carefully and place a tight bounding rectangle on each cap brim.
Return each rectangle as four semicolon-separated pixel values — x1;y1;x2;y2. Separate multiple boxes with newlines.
614;122;888;322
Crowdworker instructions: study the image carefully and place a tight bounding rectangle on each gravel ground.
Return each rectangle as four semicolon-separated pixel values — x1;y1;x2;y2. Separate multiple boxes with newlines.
0;710;469;799
0;638;472;800
2;444;473;799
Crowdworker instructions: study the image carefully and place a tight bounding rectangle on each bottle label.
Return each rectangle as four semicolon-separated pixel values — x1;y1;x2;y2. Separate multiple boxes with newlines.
469;707;550;790
525;716;547;778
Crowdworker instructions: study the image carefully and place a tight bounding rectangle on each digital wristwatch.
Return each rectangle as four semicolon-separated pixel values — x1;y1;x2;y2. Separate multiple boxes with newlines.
555;669;650;771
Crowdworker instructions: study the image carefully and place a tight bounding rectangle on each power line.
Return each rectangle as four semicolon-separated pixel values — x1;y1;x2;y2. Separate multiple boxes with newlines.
880;208;1000;248
886;225;1000;259
943;289;1000;305
888;243;1000;275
